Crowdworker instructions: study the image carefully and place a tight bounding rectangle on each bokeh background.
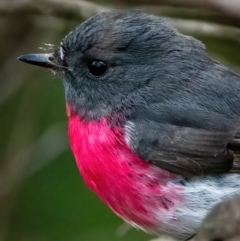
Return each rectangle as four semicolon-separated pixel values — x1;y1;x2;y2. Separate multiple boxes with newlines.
1;1;240;241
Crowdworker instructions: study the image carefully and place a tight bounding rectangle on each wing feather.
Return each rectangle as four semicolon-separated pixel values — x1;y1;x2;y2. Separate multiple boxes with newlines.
126;119;238;177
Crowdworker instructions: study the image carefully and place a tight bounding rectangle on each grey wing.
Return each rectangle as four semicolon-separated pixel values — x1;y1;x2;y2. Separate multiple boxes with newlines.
126;119;237;177
123;54;240;177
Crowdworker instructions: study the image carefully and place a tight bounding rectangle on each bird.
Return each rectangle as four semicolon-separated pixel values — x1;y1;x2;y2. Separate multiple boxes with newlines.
18;10;240;241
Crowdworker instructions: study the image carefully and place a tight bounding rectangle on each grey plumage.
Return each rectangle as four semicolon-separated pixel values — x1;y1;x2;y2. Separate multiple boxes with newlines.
58;10;240;176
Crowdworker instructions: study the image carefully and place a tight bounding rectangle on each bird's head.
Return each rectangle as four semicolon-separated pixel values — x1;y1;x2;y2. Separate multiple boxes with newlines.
18;10;205;121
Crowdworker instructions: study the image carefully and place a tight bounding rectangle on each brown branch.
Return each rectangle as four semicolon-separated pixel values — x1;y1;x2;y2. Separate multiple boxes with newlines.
207;0;240;18
191;196;240;241
0;0;240;41
140;5;240;28
0;0;109;20
169;19;240;40
98;0;212;8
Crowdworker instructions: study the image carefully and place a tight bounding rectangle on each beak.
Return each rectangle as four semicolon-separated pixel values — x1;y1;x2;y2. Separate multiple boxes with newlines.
17;53;58;69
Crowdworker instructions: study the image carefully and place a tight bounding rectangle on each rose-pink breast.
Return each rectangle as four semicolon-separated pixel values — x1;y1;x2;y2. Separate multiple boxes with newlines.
67;112;183;230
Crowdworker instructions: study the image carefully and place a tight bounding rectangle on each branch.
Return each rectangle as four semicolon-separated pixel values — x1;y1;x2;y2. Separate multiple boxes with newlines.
191;196;240;241
141;5;240;28
0;0;240;41
99;0;212;8
169;19;240;40
207;0;240;18
0;0;109;20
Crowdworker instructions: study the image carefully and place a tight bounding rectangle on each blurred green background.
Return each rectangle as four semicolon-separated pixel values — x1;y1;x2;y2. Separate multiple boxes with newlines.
1;1;240;241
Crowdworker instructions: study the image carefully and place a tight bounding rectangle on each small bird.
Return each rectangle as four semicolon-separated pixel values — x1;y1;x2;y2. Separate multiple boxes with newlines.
18;10;240;241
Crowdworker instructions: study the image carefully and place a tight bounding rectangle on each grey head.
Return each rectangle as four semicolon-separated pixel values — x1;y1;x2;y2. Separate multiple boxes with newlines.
19;10;239;126
57;9;197;120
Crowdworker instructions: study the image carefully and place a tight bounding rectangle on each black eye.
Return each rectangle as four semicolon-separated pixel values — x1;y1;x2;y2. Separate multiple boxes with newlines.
87;60;107;76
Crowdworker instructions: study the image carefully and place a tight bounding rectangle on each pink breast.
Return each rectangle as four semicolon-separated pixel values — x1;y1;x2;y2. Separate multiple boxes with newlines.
68;111;182;228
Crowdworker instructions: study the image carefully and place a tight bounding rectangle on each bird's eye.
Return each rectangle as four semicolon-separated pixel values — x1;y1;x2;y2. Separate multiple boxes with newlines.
87;60;107;77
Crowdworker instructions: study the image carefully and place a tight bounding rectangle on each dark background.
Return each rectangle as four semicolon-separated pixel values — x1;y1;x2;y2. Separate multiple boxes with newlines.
1;0;240;241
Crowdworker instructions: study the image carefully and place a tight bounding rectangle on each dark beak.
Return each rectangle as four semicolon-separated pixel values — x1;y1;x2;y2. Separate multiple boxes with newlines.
17;53;58;69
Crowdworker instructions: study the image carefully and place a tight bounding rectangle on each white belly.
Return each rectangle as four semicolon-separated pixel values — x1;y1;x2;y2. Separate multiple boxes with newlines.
149;174;240;240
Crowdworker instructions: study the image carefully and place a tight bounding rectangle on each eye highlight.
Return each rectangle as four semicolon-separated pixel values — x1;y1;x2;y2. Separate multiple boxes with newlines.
87;60;107;77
